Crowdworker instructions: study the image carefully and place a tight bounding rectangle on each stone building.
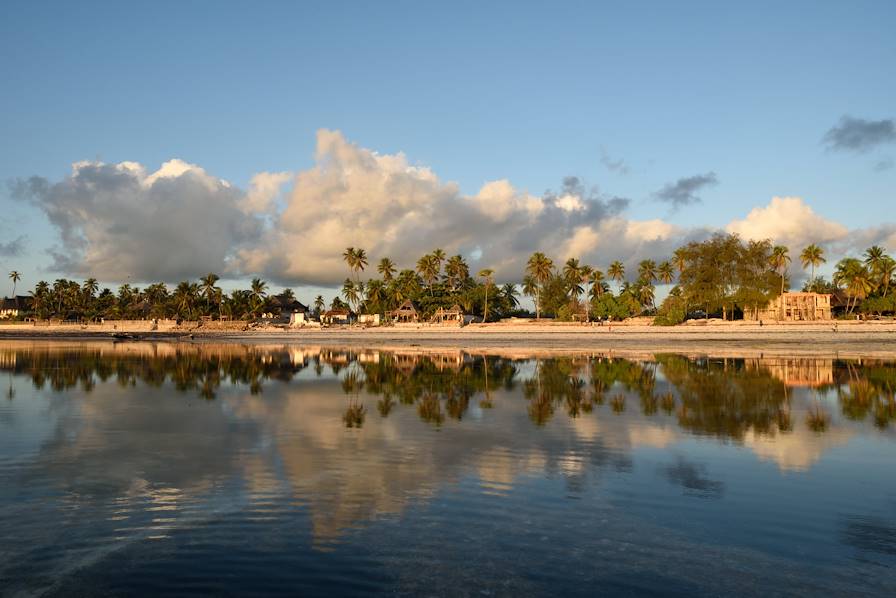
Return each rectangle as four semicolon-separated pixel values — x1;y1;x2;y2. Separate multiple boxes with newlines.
746;292;832;321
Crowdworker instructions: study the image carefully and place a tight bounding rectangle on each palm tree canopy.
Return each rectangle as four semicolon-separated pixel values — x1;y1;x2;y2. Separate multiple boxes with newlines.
608;261;625;282
800;244;826;269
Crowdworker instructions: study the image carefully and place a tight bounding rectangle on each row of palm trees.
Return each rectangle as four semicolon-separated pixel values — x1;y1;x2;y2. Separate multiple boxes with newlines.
5;240;894;322
22;274;277;320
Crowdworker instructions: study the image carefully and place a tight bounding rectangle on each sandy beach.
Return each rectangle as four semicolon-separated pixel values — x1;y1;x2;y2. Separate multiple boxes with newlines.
3;319;896;358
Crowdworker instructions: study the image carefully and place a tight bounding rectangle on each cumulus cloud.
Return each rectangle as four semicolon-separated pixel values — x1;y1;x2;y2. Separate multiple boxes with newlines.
653;172;718;207
823;115;896;152
11;160;265;283
10;129;894;288
725;196;848;249
236;131;669;285
0;235;26;257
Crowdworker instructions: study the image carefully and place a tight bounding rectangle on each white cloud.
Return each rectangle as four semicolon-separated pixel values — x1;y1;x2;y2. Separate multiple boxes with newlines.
15;130;896;288
236;130;634;285
15;159;261;283
725;196;848;248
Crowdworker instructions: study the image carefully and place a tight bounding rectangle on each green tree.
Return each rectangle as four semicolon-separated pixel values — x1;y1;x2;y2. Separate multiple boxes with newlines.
478;268;494;321
377;257;396;281
526;252;554;319
770;245;791;297
8;271;21;297
800;244;826;282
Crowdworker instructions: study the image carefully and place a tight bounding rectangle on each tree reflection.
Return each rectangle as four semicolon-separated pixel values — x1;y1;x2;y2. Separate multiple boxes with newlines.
3;344;896;433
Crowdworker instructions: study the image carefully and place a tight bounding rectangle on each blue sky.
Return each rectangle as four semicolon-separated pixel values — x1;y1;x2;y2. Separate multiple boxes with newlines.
1;1;894;299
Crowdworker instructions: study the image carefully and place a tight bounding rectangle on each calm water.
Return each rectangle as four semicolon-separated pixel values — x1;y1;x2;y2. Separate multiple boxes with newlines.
1;342;895;597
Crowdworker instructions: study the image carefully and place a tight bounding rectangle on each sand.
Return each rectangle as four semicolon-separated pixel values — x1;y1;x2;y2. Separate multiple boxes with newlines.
2;319;896;358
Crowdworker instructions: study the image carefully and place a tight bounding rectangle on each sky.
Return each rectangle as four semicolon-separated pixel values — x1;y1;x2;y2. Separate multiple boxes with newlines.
1;0;894;303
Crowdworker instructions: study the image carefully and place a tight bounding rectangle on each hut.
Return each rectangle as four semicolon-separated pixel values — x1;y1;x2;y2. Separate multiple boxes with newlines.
430;304;464;325
266;293;309;321
321;309;354;325
0;296;30;319
390;300;420;323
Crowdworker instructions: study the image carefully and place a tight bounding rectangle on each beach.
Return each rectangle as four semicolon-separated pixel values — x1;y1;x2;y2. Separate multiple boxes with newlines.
3;319;896;358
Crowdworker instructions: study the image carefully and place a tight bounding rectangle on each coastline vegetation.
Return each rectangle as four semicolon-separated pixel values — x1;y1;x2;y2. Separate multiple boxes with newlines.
5;236;896;323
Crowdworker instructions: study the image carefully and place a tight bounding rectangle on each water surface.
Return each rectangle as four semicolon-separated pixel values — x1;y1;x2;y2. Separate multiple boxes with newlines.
1;341;895;596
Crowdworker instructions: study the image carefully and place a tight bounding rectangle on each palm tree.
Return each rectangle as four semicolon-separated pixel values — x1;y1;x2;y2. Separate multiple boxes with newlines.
672;248;688;275
589;270;606;299
864;245;892;295
878;256;896;297
657;261;674;284
342;278;359;312
8;271;21;297
608;261;625;291
343;247;368;282
377;257;396;281
431;248;446;273
313;295;325;316
770;245;791;296
173;281;199;319
834;258;872;313
502;283;519;310
355;248;368;279
525;252;553;319
478;268;494;322
343;247;356;279
637;259;657;284
250;277;268;315
800;244;826;282
562;258;585;301
417;254;440;295
445;254;469;291
521;275;538;314
199;273;221;315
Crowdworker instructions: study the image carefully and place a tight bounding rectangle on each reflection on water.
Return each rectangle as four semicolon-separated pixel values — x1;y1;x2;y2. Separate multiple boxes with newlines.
1;342;895;596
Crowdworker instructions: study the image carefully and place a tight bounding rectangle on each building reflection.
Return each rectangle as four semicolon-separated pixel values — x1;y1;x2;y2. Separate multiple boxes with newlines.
2;340;895;550
1;342;895;433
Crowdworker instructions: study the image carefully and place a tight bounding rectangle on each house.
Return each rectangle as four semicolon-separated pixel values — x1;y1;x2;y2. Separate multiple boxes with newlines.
746;292;832;321
358;313;381;325
0;296;30;320
390;300;419;323
321;309;354;325
265;293;309;322
430;304;464;325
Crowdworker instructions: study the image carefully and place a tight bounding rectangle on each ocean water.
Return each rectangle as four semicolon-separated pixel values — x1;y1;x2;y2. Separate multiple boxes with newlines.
1;341;894;596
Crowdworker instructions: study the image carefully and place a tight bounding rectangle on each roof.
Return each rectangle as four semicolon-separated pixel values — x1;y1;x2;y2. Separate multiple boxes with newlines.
323;309;352;317
391;300;418;314
268;293;308;311
1;296;30;310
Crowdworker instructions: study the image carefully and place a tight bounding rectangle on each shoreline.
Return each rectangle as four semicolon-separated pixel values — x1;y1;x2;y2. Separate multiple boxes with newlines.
2;321;896;358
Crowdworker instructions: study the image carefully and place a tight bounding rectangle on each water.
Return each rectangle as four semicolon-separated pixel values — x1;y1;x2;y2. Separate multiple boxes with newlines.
1;341;895;596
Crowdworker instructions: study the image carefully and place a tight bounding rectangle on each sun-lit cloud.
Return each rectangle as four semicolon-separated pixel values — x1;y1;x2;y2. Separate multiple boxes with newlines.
9;130;896;287
725;196;848;249
11;160;262;283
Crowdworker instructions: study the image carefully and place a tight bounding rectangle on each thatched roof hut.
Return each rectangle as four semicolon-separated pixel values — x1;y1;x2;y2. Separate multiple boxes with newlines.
390;300;419;323
430;304;464;324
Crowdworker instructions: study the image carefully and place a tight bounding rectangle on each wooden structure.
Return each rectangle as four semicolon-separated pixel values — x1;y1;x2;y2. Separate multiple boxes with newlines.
746;292;832;321
430;304;463;325
321;309;353;325
0;296;30;319
390;300;419;323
